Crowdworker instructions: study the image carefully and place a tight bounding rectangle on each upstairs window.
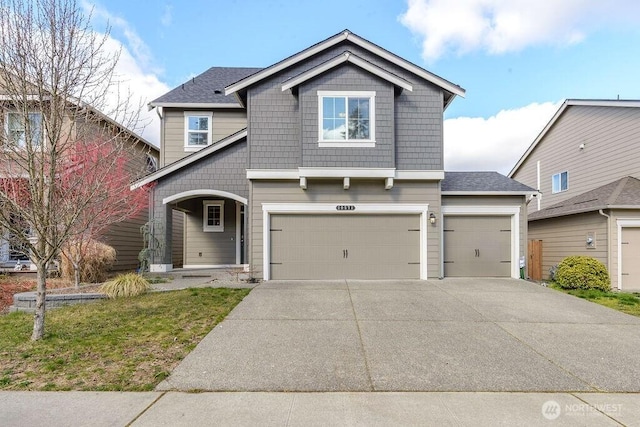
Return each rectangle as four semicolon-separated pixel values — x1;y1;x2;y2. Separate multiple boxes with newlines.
552;171;568;193
318;91;375;147
184;112;212;151
203;200;224;232
5;112;42;148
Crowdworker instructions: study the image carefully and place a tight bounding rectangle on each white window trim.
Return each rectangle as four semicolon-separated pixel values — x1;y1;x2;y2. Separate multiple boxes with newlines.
203;200;224;232
318;90;375;147
261;203;429;281
552;171;568;194
4;111;43;149
184;111;213;151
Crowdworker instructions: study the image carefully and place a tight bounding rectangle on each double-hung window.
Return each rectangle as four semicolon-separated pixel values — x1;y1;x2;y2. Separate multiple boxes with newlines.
5;112;42;148
184;112;212;151
203;200;224;232
552;171;568;193
318;91;375;147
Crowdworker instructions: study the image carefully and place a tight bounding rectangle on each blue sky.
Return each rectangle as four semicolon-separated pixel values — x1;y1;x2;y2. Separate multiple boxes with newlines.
85;0;640;174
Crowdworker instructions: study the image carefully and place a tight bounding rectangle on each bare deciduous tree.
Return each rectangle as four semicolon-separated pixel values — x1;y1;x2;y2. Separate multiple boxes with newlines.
0;0;149;340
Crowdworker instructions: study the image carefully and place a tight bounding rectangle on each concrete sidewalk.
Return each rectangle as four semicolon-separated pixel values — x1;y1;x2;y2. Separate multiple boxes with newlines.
2;391;639;426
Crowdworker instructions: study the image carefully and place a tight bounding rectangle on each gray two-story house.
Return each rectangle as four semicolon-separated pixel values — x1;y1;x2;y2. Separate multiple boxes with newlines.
133;30;534;280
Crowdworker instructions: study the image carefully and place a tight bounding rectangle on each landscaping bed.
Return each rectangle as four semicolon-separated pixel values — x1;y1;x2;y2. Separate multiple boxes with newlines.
0;277;75;314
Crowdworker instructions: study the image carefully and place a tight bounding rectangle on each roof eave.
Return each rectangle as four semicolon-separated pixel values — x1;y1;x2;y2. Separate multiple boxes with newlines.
148;102;244;109
509;99;640;177
130;129;248;189
281;51;413;92
442;191;537;196
225;30;465;98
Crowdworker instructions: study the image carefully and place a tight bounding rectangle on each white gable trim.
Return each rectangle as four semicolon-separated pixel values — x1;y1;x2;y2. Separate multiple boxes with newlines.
131;130;247;190
509;99;640;177
163;189;247;205
225;30;464;98
282;51;413;92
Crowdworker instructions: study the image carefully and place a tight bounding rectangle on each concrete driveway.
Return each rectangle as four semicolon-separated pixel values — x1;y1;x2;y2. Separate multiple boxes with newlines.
157;278;640;392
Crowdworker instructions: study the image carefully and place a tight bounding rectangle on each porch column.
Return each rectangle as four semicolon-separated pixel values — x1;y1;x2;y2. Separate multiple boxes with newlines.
150;201;173;272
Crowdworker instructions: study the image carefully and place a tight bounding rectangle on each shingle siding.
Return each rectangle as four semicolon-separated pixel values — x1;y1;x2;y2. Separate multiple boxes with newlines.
512;105;640;215
248;42;446;171
151;140;248;265
300;65;394;168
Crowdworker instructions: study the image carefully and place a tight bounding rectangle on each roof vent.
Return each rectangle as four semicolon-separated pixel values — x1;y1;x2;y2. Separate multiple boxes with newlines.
214;90;222;94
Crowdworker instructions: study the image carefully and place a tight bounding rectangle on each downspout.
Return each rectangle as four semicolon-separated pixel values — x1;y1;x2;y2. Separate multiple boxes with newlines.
598;209;611;281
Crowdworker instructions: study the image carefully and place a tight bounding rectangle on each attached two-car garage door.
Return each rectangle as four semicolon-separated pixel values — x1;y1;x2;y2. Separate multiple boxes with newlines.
443;216;512;277
270;214;420;280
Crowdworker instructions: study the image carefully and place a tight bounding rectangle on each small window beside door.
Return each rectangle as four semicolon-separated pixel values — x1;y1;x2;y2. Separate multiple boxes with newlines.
203;200;224;232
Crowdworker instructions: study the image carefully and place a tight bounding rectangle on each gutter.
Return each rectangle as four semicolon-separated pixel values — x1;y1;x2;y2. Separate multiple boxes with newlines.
598;209;611;278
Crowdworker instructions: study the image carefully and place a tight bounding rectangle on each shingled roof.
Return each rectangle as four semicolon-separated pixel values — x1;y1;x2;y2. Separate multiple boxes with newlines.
529;176;640;221
441;172;535;193
150;67;263;106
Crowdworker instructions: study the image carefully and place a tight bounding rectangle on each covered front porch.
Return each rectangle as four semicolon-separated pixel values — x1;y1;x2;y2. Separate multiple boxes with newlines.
150;189;248;273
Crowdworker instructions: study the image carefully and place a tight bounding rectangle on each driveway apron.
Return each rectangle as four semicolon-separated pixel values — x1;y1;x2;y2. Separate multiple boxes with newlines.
157;278;640;392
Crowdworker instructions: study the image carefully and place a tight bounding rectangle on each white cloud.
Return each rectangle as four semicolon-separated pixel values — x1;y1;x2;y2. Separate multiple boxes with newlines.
81;1;169;146
444;101;561;174
160;4;173;27
104;37;169;146
400;0;640;60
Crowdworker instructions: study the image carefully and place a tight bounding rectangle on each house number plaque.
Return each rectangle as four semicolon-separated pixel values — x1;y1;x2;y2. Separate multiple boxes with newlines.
336;205;356;211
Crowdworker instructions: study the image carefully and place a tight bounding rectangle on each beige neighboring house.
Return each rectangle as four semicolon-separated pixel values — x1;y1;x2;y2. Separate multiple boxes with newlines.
0;78;159;271
509;99;640;290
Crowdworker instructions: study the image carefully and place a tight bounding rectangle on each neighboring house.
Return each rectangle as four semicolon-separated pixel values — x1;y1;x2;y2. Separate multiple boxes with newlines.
509;99;640;290
134;30;534;280
0;75;159;271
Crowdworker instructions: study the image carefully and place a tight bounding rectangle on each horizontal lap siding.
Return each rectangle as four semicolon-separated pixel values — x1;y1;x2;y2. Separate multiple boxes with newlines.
184;200;237;265
528;212;607;280
512;106;640;215
250;180;440;279
162;109;247;166
103;209;147;272
172;211;184;268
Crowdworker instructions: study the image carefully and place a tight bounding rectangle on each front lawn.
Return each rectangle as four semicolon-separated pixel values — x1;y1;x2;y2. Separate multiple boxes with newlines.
0;287;249;391
551;284;640;317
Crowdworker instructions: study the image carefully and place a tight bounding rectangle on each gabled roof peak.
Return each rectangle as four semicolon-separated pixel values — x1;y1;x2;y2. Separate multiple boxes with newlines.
225;30;464;108
509;98;640;177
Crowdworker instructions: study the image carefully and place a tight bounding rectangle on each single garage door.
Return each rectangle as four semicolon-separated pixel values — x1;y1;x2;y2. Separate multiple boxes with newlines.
444;216;511;277
270;214;420;280
621;227;640;289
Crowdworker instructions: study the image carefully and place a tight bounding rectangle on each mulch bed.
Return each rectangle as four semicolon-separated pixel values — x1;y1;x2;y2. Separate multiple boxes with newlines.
0;277;85;314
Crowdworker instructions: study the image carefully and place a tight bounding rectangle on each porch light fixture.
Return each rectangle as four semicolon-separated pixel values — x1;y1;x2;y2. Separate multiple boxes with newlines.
429;212;437;225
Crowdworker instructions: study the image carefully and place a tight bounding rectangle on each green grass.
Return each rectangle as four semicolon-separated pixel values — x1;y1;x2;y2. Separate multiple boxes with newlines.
550;284;640;317
0;287;249;391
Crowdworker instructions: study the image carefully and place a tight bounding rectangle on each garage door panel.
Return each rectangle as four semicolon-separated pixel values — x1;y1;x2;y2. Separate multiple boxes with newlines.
444;216;511;277
621;227;640;290
270;214;420;280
